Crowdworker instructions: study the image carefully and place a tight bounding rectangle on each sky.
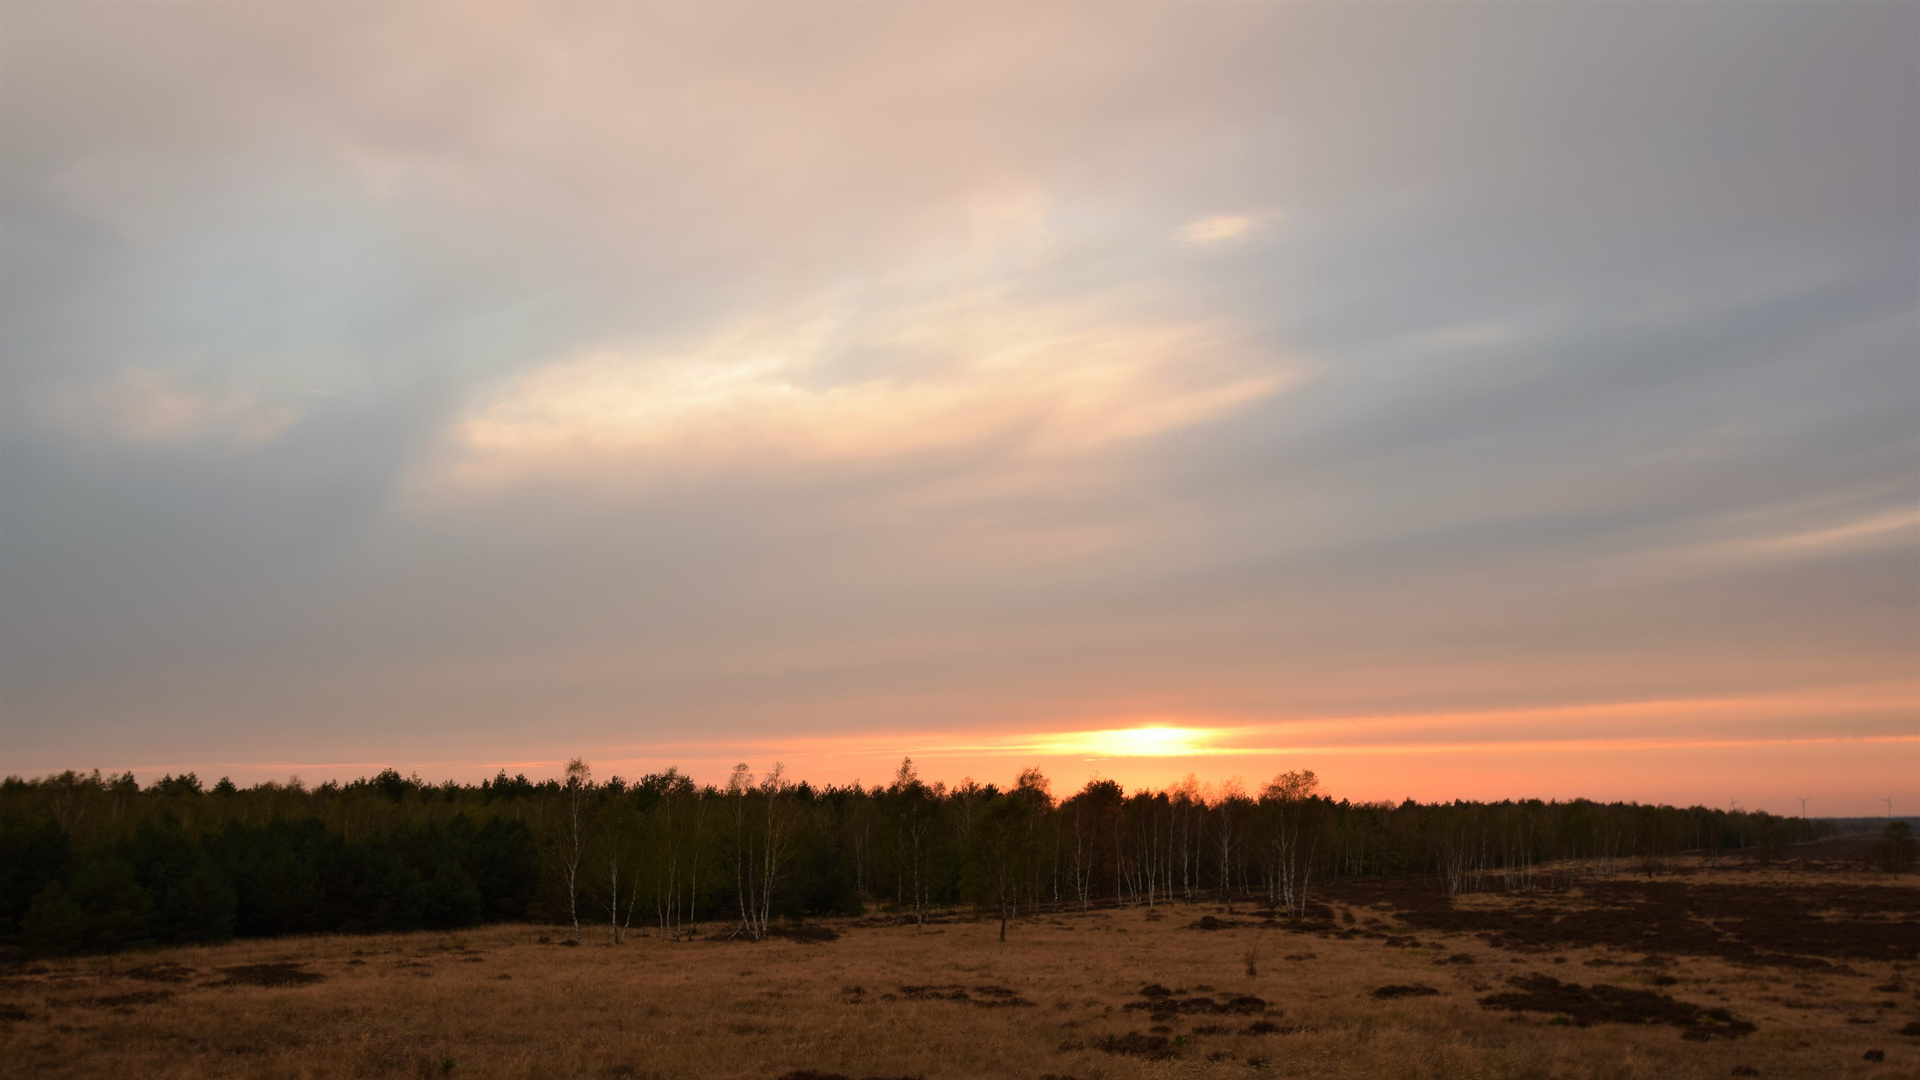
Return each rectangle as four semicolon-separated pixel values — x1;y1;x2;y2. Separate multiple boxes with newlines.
1;3;1915;815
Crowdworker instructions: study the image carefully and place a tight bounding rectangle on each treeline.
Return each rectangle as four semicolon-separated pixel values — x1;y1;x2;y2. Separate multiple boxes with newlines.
0;760;1852;955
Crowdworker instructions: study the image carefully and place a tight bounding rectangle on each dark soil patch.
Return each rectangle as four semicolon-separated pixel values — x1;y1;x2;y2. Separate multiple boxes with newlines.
214;963;325;988
1479;974;1755;1039
1126;993;1267;1017
1101;1032;1174;1060
766;924;841;944
0;1003;34;1022
898;984;1033;1007
1366;878;1920;966
122;963;195;983
1897;1021;1920;1037
1372;984;1440;999
1139;983;1173;997
1188;916;1258;931
82;990;173;1008
899;984;967;1001
777;1072;921;1080
1238;1020;1314;1035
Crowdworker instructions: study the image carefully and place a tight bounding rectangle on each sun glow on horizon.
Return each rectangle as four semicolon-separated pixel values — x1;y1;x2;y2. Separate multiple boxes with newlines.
1041;724;1220;758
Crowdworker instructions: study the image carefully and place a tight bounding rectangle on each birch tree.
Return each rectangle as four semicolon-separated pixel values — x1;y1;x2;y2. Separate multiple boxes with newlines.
559;758;592;944
750;763;795;939
725;762;796;941
1211;778;1247;912
886;758;936;929
964;792;1029;941
1259;769;1320;917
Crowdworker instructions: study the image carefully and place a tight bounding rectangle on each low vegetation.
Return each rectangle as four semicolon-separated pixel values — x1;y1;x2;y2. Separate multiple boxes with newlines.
0;858;1913;1079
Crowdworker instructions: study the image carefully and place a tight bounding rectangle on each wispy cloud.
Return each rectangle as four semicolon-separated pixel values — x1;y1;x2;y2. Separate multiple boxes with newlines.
1649;505;1920;569
34;368;299;450
1174;213;1268;247
1749;507;1920;554
420;293;1292;495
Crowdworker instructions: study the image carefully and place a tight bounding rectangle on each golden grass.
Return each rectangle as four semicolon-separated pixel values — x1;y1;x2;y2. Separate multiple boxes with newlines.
2;871;1915;1079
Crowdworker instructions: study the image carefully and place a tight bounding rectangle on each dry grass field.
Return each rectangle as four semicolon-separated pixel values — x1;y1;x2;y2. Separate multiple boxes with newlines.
3;860;1915;1080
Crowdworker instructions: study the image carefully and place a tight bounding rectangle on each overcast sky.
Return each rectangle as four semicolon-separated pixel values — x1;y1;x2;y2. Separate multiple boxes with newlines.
2;3;1914;813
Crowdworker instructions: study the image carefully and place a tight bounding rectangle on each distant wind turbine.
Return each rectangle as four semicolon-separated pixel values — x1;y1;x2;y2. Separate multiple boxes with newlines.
1797;795;1809;818
1886;795;1896;817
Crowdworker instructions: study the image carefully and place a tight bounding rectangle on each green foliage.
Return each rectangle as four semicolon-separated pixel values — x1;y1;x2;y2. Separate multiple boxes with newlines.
119;816;237;942
961;793;1034;937
20;881;86;953
23;856;152;953
459;815;541;921
0;816;70;937
151;773;203;797
1873;821;1915;873
0;778;544;953
155;862;238;942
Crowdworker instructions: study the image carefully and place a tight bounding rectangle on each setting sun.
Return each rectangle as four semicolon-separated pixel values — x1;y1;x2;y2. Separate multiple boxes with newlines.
1051;725;1217;759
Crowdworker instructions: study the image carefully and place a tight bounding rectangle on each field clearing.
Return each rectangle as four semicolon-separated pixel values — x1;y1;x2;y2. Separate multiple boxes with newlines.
3;862;1915;1080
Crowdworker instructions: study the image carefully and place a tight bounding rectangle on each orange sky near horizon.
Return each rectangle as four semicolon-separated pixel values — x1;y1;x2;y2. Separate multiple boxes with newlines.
97;683;1919;817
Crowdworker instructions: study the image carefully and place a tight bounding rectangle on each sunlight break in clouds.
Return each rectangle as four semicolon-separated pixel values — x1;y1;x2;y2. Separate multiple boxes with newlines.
1175;214;1265;246
425;294;1293;493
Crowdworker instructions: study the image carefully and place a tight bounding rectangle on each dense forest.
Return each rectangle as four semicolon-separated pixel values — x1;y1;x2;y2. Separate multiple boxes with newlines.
0;759;1874;956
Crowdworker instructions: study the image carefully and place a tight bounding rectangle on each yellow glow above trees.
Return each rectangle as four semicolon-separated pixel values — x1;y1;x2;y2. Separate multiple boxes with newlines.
1045;725;1218;758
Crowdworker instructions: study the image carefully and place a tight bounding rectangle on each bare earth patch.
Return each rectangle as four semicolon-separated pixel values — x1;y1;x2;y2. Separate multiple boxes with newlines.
1479;973;1757;1038
212;962;325;987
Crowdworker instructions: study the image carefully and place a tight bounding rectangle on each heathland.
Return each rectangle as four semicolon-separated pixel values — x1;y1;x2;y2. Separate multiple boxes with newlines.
2;847;1915;1079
